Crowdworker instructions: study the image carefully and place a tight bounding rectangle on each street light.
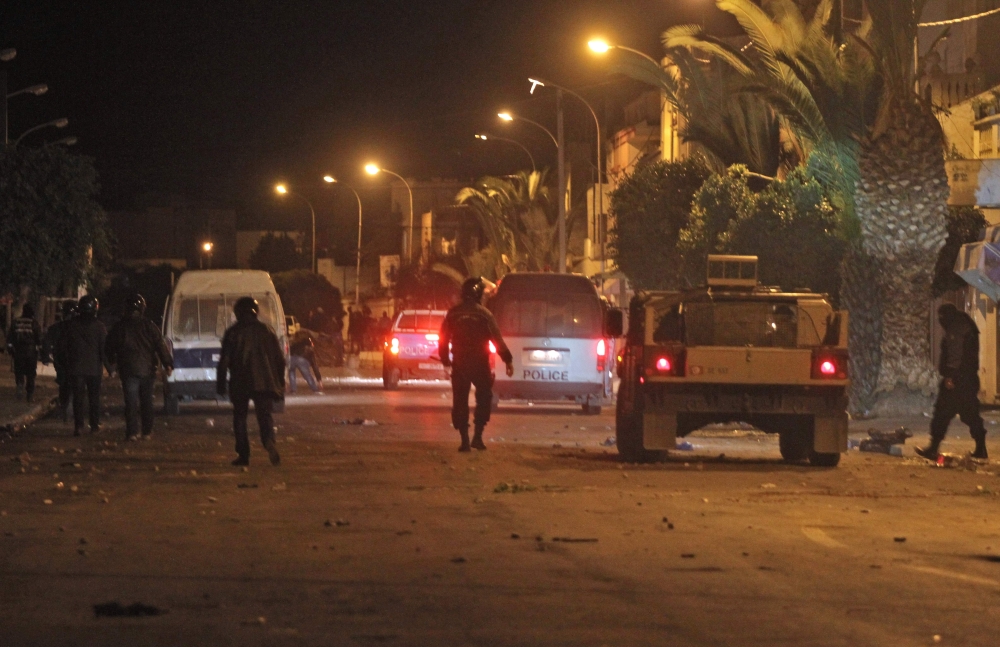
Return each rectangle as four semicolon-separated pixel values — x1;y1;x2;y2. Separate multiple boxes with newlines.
475;133;536;173
365;163;415;264
200;241;214;269
588;38;662;66
525;77;604;275
274;183;317;273
324;175;364;305
497;111;558;148
13;117;68;146
6;84;47;99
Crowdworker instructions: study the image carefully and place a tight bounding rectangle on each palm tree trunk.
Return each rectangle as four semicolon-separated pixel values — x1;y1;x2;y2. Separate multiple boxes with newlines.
840;244;882;416
854;103;949;413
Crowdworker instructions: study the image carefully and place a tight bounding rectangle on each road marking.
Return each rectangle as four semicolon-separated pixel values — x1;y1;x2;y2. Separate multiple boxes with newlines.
903;565;1000;588
801;527;847;549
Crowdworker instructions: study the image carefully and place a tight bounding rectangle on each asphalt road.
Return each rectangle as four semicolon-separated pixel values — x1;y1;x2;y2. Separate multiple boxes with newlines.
1;378;999;646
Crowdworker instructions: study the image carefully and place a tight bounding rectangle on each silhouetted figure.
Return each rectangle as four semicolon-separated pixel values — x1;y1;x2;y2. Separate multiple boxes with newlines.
7;303;41;402
105;293;173;441
439;277;513;452
288;330;321;393
217;297;285;467
62;295;108;436
43;301;77;421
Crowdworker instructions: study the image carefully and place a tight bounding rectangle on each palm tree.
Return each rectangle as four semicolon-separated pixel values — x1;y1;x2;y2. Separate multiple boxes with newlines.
455;170;556;275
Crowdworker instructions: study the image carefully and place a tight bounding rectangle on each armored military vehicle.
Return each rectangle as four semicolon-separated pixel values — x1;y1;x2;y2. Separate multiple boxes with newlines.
616;255;849;466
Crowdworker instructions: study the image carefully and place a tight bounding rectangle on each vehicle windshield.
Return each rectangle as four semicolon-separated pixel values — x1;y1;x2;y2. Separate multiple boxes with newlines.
395;313;445;333
652;300;825;348
172;294;280;341
492;292;602;339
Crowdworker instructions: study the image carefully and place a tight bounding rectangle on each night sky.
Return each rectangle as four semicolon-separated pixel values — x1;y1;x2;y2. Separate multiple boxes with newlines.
1;1;735;217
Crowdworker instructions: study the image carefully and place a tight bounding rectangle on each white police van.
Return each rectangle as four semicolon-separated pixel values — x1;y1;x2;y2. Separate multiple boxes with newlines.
488;273;622;414
161;270;288;414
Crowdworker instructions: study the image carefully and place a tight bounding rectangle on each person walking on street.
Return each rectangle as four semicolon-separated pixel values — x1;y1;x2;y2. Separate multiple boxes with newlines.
105;293;174;441
217;297;285;467
42;301;77;421
917;304;989;461
439;277;514;452
62;295;109;436
288;329;321;394
7;303;42;402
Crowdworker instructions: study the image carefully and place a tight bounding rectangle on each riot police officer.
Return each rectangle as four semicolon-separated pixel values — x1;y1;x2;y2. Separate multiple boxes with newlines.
42;301;77;421
439;277;513;452
917;304;989;461
217;297;285;467
7;303;41;402
105;293;174;441
62;295;108;436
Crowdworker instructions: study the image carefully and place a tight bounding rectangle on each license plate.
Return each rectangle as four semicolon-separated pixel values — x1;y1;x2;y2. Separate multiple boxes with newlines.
418;362;440;370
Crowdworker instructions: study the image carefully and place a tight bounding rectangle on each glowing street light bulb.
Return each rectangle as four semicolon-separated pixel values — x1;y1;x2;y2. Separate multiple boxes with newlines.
475;134;488;140
275;184;288;194
364;163;380;176
323;175;336;183
588;39;611;54
497;112;513;121
202;242;213;253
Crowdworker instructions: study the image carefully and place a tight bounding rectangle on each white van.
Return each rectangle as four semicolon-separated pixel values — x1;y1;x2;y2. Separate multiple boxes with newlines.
162;270;288;414
489;273;622;414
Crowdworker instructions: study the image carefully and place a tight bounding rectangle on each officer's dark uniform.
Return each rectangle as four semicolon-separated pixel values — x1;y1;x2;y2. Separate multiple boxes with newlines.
7;304;41;402
919;304;988;460
62;295;109;435
105;294;174;440
439;278;513;452
43;302;76;420
217;297;285;467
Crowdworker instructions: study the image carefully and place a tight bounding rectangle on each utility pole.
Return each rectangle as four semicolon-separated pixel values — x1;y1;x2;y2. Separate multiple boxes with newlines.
1;69;7;145
557;89;566;273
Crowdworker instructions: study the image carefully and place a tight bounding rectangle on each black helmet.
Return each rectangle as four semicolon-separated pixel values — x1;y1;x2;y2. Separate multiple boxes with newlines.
61;301;77;317
21;303;34;318
125;293;146;315
233;297;259;321
78;294;99;317
461;277;485;303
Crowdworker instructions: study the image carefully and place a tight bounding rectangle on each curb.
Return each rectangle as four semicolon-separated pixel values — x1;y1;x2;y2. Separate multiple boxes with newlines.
2;396;59;435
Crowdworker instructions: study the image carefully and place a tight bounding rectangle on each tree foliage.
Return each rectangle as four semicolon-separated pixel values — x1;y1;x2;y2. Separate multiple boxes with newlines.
248;233;308;274
393;265;460;310
0;145;111;298
608;157;712;289
271;269;343;324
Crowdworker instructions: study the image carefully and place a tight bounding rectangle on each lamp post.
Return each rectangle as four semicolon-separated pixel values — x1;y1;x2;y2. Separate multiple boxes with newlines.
200;241;214;269
587;38;662;66
275;183;317;273
475;133;536;173
324;175;364;306
497;111;558;148
526;77;604;276
365;164;415;264
13;117;68;146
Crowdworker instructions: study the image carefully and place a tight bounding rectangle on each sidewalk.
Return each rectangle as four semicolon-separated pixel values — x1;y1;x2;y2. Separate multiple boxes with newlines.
0;359;58;433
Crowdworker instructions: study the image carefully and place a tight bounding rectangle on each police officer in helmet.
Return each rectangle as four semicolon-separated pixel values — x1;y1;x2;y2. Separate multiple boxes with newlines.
62;294;109;436
439;277;513;452
7;303;41;402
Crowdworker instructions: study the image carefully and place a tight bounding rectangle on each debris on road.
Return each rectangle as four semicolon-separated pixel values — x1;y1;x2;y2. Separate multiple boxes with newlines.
676;441;694;451
894;536;906;543
333;418;379;426
858;427;912;455
494;482;535;494
15;452;30;466
93;602;166;618
236;483;257;489
510;533;520;539
451;556;467;563
551;537;598;543
760;483;777;489
600;437;616;447
681;553;696;559
271;483;287;492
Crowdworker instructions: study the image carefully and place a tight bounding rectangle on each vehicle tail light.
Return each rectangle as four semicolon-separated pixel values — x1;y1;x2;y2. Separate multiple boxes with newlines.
811;348;848;380
488;340;497;354
596;339;607;372
390;337;400;355
645;346;685;377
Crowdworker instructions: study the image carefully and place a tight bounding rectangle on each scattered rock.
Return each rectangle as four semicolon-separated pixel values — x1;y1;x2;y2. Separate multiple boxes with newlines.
760;483;777;489
451;556;467;563
510;533;520;539
552;537;598;543
271;483;287;492
894;536;906;543
16;452;31;466
79;538;88;545
43;499;53;505
207;496;217;503
237;483;257;489
600;437;616;447
681;553;696;559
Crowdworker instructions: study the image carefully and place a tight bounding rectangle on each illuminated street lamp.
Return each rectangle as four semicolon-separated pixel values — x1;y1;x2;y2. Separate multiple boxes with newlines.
475;133;535;173
14;117;68;146
365;164;415;264
587;38;662;66
497;111;558;148
324;175;364;305
275;183;317;273
200;241;214;269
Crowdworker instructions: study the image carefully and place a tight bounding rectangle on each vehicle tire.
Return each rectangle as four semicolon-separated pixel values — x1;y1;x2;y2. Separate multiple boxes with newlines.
779;431;810;463
383;367;400;390
164;394;180;416
808;450;841;467
615;399;662;462
582;402;602;415
490;392;500;413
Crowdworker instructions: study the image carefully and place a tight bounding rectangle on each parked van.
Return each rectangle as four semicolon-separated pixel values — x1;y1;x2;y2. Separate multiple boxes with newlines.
162;270;288;414
488;273;622;414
